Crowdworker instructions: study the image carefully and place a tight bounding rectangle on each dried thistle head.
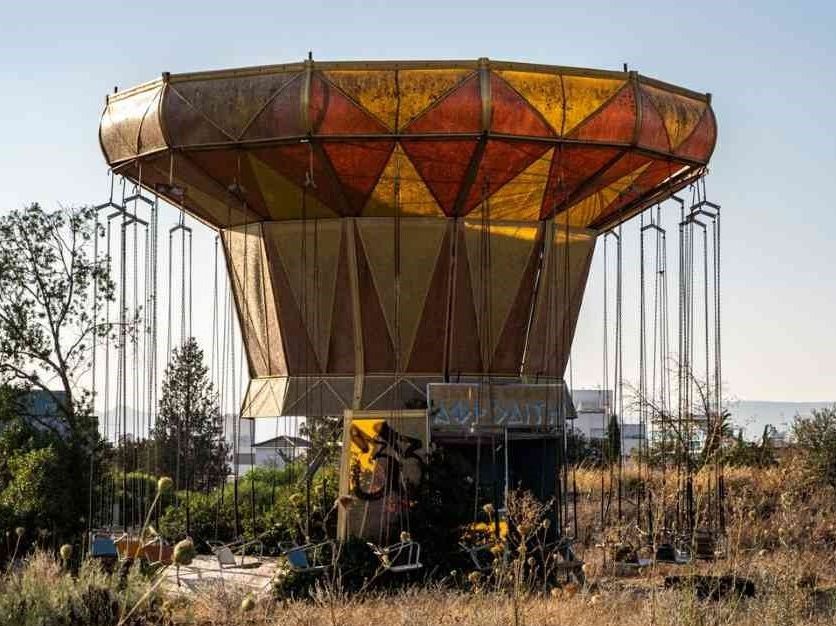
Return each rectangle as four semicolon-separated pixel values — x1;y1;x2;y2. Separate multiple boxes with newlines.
157;476;174;494
59;544;73;561
400;531;411;543
240;594;256;612
173;538;196;566
15;527;24;538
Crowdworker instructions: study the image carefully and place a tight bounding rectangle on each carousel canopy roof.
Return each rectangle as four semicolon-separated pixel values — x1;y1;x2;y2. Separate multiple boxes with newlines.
100;58;716;232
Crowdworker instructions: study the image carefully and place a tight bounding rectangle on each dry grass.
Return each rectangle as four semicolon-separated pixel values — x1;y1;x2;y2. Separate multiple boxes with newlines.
176;563;836;626
4;461;836;625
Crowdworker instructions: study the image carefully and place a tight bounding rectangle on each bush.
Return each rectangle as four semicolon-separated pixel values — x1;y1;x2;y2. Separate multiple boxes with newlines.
0;446;77;534
792;406;836;488
157;463;340;555
0;550;162;626
159;489;235;550
112;471;161;529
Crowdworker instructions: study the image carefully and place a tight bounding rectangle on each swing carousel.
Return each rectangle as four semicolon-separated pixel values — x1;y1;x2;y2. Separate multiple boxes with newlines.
95;57;720;571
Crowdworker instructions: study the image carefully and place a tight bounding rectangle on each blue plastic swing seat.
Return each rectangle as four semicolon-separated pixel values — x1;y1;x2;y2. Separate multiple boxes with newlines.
91;535;118;559
285;549;310;570
281;542;331;573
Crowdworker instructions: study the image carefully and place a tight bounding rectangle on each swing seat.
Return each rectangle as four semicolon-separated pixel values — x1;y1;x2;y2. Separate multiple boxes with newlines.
655;543;691;564
114;534;142;560
368;540;423;573
141;536;174;566
90;533;118;567
280;540;332;574
207;538;263;569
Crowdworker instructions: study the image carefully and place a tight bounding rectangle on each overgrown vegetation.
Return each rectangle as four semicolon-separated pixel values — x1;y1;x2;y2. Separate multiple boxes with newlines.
3;459;836;625
792;405;836;487
0;204;116;544
3;206;836;624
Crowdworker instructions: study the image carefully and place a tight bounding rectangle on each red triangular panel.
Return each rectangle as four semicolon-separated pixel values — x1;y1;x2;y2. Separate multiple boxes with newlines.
637;91;671;152
462;140;551;214
310;73;389;135
400;139;478;215
404;73;482;134
676;109;717;162
605;159;680;218
540;147;621;218
354;223;396;372
490;73;554;138
322;141;396;216
569;84;636;143
544;150;653;219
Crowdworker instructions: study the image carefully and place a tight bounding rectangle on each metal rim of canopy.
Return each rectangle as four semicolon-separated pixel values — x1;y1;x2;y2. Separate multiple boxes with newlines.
99;57;716;234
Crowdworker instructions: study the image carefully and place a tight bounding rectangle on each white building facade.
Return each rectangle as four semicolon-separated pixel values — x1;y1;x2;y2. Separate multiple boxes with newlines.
569;389;646;458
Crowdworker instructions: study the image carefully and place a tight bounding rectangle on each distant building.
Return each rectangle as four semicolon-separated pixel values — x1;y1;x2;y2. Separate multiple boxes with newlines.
222;416;310;474
569;389;645;457
9;390;71;437
253;435;310;470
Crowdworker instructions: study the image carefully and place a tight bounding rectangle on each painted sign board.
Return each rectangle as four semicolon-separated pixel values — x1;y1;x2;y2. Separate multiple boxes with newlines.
427;383;574;429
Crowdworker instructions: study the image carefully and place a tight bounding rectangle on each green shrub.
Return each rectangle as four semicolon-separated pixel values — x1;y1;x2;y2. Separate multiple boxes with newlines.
792;406;836;487
156;463;340;555
159;489;234;550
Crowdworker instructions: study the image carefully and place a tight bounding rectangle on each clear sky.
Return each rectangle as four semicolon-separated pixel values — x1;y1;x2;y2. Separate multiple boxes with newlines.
1;0;835;404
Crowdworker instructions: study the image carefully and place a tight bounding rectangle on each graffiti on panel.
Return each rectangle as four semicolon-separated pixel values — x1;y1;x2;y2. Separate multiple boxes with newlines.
427;383;572;429
339;411;428;540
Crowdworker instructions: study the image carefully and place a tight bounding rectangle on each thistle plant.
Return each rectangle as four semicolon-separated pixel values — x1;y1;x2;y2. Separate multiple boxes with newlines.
240;594;256;612
172;538;196;586
59;544;73;569
133;476;174;560
9;527;25;565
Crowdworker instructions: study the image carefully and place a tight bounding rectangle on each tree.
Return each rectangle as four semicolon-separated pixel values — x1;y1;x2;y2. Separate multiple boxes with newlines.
629;367;732;471
299;415;342;475
792;406;836;488
0;205;116;539
153;337;228;492
0;204;115;440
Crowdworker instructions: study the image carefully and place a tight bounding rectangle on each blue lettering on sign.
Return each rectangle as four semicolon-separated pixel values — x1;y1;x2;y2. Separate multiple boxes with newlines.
428;385;566;428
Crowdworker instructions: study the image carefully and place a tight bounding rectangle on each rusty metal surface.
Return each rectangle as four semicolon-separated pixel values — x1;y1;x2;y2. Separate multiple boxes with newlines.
99;58;716;233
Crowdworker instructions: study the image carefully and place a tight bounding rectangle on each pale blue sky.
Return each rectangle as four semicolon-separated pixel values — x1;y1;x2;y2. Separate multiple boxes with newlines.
1;1;835;404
